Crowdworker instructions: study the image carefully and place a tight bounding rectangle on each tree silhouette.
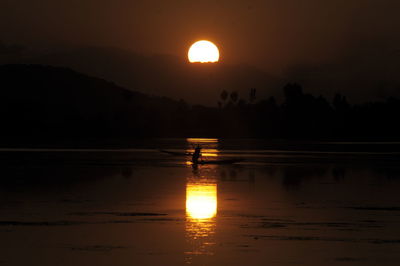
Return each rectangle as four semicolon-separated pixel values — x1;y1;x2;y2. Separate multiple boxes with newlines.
220;90;228;102
249;88;256;103
283;83;303;105
230;91;239;103
333;93;349;111
3;64;400;142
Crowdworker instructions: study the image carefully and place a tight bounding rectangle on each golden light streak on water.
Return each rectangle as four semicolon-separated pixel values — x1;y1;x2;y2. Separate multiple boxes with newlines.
185;176;218;262
186;138;218;143
186;183;217;220
186;138;220;164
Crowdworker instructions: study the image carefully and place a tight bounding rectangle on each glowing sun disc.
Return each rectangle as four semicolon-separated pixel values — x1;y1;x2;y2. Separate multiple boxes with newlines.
188;40;220;63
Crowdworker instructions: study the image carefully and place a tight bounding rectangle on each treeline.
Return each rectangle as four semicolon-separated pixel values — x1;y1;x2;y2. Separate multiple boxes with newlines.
1;64;399;144
205;83;400;140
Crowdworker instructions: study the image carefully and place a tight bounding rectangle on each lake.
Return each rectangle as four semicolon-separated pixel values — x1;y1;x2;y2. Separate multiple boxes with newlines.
0;138;399;265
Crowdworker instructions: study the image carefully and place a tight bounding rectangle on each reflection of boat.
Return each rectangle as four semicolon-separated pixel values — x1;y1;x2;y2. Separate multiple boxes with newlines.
196;158;243;165
159;149;191;156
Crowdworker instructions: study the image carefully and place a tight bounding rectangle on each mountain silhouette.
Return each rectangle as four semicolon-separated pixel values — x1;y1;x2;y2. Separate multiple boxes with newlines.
2;43;400;105
1;64;400;146
0;64;194;143
1;45;281;105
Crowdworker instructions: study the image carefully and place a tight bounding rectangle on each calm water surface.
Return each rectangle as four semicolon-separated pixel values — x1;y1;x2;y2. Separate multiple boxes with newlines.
0;138;400;265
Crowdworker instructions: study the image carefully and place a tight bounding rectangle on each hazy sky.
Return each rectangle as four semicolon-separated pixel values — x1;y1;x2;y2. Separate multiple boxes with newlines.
1;0;400;74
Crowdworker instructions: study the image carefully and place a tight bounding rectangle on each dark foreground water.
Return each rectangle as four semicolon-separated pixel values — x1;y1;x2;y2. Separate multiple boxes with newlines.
0;138;400;265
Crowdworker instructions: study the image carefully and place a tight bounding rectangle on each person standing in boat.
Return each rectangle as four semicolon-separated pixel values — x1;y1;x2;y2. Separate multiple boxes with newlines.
192;145;202;164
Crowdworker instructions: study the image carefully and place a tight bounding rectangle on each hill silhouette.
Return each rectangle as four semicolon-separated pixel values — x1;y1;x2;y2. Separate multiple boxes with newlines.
2;43;400;105
1;45;281;105
0;64;196;143
1;64;400;147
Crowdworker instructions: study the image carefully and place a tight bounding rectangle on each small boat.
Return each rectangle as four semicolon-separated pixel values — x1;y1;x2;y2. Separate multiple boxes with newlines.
160;149;243;165
196;158;244;165
159;149;191;156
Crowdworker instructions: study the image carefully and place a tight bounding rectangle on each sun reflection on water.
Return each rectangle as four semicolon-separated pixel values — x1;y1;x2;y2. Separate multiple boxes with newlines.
184;138;219;262
186;183;217;220
185;178;217;260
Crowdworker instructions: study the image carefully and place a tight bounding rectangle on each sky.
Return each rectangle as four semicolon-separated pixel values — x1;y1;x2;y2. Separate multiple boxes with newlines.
1;0;400;103
1;0;399;72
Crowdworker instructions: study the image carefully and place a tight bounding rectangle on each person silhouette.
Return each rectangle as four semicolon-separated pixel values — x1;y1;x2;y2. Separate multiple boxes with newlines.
192;145;202;164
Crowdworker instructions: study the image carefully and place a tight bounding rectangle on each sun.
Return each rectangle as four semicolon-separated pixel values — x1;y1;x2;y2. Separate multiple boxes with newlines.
188;40;220;63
